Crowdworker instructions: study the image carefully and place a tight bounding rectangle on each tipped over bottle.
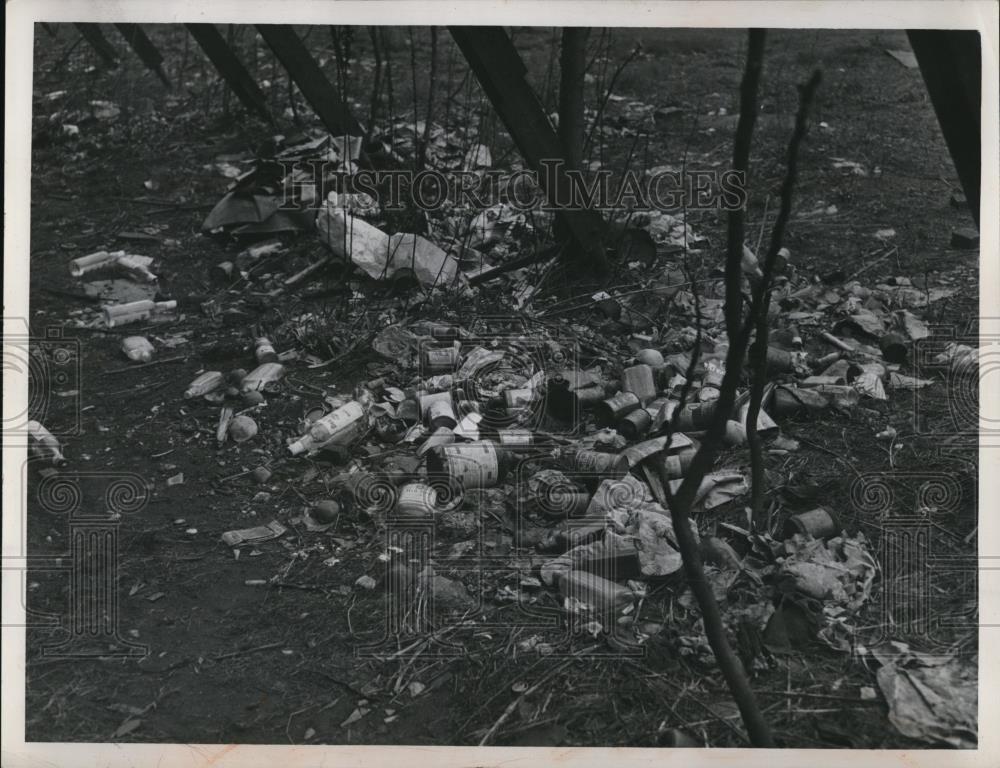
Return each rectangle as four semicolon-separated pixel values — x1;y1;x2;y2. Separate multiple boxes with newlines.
288;399;369;456
27;420;67;467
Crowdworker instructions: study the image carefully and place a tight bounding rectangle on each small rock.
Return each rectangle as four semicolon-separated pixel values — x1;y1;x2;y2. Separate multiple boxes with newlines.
355;574;377;591
950;227;979;250
251;466;272;484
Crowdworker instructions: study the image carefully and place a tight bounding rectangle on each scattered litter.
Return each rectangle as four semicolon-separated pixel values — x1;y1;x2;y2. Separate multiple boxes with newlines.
873;642;977;748
221;520;286;547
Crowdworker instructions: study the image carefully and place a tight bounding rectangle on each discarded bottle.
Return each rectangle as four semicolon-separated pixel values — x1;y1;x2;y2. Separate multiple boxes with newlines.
116;254;157;283
289;400;368;456
103;299;177;328
426;440;508;490
240;362;285;393
27;420;68;467
121;336;154;363
557;569;634;614
254;337;278;364
185;371;224;399
69;249;121;278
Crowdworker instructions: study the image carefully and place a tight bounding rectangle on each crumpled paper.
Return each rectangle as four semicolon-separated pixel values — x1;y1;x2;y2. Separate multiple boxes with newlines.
872;641;977;748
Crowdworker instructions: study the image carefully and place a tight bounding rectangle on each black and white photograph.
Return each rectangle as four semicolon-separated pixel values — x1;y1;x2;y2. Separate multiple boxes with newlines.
2;1;997;764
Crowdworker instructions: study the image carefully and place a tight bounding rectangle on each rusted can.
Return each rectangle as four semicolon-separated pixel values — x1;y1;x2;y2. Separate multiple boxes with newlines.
766;346;795;373
571;449;628;480
423;344;461;373
394;482;438;519
676;401;716;430
595;391;641;427
426;441;507;490
783;507;842;540
618;407;653;441
622;364;657;404
427;399;458;430
879;332;908;364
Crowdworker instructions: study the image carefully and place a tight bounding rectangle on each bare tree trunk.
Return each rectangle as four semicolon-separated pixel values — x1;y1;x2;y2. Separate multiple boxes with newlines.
746;69;823;528
558;27;589;170
653;29;775;749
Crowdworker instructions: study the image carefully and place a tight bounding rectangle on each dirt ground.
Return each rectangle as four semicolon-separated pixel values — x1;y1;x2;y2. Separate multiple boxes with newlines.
23;25;978;747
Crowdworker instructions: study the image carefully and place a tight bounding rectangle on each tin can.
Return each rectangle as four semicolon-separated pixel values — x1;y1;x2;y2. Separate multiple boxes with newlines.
426;441;507;490
618;408;653;441
676;401;716;430
595;391;641;427
423;344;461;373
622;364;657;405
783;507;842;540
879;332;908;364
497;428;534;447
394;483;438;519
766;346;794;373
572;449;628;479
427;399;458;430
418;390;454;419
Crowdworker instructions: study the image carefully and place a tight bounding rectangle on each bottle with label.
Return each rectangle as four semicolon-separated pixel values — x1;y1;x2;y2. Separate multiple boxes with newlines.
27;420;68;467
288;400;368;456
